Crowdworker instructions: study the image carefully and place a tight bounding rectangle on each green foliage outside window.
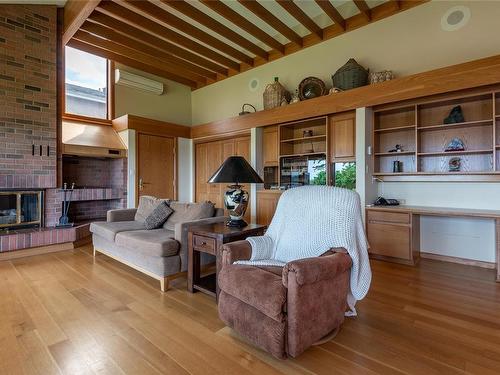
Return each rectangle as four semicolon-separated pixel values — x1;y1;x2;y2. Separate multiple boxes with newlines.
335;163;356;190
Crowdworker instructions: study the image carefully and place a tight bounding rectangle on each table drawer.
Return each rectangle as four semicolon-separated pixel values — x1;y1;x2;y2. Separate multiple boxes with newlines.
367;210;410;224
192;235;216;255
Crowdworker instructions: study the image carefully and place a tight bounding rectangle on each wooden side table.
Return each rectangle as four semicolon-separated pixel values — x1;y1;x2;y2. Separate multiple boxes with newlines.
187;223;267;299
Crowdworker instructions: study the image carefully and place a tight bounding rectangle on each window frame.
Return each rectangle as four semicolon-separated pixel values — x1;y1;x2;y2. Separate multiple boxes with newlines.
63;47;114;124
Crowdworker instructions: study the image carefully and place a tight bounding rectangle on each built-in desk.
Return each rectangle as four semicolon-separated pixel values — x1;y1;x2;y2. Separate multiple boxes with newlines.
366;205;500;282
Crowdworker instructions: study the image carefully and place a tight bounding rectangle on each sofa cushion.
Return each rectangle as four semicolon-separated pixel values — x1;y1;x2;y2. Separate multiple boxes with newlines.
90;221;145;242
163;201;215;231
135;196;171;222
144;201;173;230
218;264;286;322
115;229;179;257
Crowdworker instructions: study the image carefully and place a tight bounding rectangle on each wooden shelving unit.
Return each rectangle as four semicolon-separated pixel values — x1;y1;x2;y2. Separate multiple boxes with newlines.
373;91;499;179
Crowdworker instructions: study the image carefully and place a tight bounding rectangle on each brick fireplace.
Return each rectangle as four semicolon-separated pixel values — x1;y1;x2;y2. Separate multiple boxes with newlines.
0;5;128;255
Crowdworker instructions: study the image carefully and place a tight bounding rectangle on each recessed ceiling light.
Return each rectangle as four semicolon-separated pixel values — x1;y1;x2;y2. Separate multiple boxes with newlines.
441;6;471;31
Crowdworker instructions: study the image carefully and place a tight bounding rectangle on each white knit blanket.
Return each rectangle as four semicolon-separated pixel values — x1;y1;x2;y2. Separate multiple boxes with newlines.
236;186;371;316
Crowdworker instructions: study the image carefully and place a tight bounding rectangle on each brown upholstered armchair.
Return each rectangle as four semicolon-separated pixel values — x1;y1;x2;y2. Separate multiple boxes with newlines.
217;240;352;359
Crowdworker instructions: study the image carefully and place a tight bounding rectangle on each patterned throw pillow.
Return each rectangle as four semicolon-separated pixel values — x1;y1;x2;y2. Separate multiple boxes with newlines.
144;201;174;230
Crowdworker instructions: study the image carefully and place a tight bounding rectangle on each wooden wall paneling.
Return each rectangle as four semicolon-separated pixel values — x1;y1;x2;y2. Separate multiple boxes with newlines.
191;55;500;138
67;39;198;88
195;143;209;203
262;126;279;166
256;191;282;226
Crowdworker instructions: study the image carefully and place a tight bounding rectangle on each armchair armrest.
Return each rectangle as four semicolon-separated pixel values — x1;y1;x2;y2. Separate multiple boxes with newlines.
283;251;351;287
107;208;137;222
221;240;252;265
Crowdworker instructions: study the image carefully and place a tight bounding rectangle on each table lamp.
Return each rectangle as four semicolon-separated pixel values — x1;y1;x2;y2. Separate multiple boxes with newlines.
208;156;263;227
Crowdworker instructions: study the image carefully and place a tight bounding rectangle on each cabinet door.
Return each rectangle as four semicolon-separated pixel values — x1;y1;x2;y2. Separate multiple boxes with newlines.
256;193;281;226
329;112;356;162
263;126;278;166
367;222;411;260
195;143;208;202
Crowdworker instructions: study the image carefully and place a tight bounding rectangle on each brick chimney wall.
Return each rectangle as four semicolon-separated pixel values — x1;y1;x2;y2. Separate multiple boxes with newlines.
0;5;57;189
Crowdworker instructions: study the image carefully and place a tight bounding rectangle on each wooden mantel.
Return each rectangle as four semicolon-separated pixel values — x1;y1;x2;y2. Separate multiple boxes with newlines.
191;54;500;139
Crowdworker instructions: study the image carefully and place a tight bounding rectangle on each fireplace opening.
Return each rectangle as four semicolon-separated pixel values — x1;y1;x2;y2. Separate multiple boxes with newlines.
0;190;43;231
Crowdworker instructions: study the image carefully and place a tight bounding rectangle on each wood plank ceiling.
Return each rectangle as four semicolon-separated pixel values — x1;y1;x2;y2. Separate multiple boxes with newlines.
64;0;428;90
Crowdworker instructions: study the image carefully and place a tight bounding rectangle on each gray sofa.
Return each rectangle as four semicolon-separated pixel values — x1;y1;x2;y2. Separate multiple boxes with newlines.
90;196;226;291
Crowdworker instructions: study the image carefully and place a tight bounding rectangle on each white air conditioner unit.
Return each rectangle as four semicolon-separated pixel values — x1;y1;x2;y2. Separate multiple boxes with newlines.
115;69;164;95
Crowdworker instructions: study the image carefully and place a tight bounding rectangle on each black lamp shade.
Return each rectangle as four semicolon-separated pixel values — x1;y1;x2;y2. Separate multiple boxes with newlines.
208;156;263;184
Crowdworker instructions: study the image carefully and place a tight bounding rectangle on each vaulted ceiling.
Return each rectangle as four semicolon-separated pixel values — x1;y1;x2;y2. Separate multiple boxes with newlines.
63;0;427;89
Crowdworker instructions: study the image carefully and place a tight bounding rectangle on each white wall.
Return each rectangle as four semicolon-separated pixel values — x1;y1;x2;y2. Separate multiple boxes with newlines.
118;129;136;208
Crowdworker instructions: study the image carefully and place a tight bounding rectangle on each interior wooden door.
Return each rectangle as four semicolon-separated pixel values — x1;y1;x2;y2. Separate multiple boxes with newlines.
137;133;176;203
195;142;208;203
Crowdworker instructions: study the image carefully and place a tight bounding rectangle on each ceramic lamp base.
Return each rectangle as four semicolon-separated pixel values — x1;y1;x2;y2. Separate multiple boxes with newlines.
226;219;248;228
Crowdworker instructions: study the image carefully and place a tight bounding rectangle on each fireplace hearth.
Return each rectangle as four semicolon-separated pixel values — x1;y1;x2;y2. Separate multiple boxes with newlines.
0;190;43;231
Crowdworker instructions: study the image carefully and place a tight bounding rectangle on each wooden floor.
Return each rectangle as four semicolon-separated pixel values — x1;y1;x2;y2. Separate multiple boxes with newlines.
1;244;500;375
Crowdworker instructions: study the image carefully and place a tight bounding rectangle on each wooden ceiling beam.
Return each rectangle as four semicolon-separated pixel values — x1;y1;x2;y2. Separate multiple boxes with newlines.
353;0;371;21
200;0;285;54
72;30;207;87
238;0;303;47
80;21;217;81
118;0;252;69
314;0;345;30
160;0;269;60
62;0;101;45
276;0;323;39
67;38;198;89
88;11;228;77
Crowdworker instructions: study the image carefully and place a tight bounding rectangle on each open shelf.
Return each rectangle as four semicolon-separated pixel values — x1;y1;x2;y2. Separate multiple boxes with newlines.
418;149;493;156
375;151;415;156
280;152;326;158
417;119;492;131
280;135;326;143
374;125;415;133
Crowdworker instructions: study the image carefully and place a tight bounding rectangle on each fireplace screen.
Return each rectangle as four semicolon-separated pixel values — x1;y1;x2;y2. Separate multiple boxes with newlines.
0;191;43;229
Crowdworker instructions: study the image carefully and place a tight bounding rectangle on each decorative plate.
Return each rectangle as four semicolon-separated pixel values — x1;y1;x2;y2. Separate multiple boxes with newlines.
298;77;327;101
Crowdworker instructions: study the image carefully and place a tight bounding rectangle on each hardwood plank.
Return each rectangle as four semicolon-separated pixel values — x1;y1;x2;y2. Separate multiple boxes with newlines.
161;0;269;60
1;245;499;374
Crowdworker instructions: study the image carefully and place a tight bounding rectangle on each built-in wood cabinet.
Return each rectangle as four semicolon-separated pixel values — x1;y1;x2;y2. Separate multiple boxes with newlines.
195;136;251;221
366;208;420;265
256;190;282;226
329;112;356;162
263;125;279;166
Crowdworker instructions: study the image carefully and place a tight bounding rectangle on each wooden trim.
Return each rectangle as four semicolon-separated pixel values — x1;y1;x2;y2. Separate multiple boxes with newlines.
0;243;74;262
57;7;64;188
420;252;496;270
61;144;126;158
314;0;345;30
191;54;500;138
238;0;303;47
276;0;323;39
108;60;115;120
62;113;112;126
112;114;191;139
62;0;100;45
67;38;198;89
161;0;269;60
192;129;252;143
200;0;285;54
88;11;228;77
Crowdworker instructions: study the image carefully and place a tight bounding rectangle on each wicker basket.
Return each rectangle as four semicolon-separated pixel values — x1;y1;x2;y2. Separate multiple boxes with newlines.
332;58;369;91
263;77;289;110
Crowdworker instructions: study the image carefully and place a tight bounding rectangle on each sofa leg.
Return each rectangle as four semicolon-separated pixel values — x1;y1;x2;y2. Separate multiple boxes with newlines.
93;247;97;257
160;277;169;292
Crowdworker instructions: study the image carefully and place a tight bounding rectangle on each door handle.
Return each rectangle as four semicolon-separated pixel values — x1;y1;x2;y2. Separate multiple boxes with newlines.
139;178;150;191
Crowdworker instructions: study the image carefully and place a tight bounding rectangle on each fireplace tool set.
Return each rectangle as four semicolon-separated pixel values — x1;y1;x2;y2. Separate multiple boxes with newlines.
57;182;75;228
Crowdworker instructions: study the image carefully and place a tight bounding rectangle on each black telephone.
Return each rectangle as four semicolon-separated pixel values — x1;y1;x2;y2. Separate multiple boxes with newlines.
374;197;400;206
